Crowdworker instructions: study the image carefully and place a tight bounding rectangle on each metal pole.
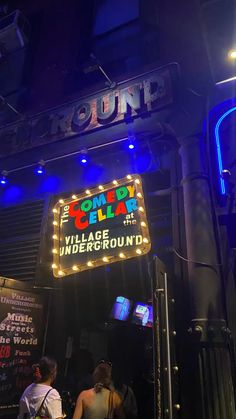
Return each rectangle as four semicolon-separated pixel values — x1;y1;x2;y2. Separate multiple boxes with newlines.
164;272;173;419
152;257;162;419
42;291;52;355
0;94;22;116
179;135;236;418
98;65;114;86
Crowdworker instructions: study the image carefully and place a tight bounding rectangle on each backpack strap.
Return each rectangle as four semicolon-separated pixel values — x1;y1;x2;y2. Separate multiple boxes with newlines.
123;385;129;403
35;388;53;416
107;390;113;419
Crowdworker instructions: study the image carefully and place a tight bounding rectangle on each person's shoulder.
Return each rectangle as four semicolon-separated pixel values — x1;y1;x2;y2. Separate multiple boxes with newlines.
21;383;35;399
80;388;93;398
48;387;61;400
24;383;35;391
77;388;95;403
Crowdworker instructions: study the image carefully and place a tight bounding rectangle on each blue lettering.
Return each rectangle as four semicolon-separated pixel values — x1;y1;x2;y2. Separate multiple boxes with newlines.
89;211;97;224
92;193;106;209
125;198;138;213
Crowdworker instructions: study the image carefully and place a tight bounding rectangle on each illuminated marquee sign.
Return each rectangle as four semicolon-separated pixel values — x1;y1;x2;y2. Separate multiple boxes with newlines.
52;175;151;277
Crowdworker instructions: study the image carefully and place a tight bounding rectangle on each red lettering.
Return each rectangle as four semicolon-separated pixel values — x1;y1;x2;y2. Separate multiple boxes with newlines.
107;190;115;203
0;345;11;359
69;202;89;230
69;201;80;216
115;202;127;216
74;210;89;230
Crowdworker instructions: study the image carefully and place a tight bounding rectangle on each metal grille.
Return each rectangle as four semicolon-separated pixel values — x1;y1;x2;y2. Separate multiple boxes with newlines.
0;200;45;281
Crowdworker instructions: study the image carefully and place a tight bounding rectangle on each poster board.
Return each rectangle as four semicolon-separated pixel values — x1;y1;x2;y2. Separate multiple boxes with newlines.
52;174;151;277
0;287;45;413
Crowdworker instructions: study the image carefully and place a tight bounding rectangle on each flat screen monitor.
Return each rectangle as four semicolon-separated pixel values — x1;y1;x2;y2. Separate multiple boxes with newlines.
132;303;153;328
110;296;132;321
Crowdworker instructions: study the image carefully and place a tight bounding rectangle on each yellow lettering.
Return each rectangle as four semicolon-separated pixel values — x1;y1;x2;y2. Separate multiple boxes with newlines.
127;185;135;198
98;209;106;221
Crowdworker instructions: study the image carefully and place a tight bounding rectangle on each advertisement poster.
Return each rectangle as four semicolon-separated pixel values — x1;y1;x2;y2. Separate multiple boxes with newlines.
0;287;45;412
52;174;151;277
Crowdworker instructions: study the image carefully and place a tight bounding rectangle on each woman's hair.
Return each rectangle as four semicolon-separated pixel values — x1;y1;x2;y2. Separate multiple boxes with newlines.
93;363;112;393
32;357;57;383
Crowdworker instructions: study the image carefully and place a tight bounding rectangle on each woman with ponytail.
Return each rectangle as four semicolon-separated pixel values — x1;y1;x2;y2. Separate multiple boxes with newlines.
18;356;63;419
73;361;124;419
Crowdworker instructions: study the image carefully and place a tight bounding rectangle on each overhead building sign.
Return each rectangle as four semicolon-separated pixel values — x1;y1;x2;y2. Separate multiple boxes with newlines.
0;64;176;157
52;174;151;277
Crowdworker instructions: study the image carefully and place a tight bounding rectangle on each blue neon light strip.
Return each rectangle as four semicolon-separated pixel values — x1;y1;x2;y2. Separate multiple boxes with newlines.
214;106;236;195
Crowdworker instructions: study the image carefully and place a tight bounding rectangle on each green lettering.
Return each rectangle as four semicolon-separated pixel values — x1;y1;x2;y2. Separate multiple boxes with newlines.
107;205;115;218
116;186;128;201
81;199;93;212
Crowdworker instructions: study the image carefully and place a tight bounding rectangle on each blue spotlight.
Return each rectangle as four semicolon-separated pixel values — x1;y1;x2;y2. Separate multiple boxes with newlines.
80;150;88;165
81;156;87;164
0;171;8;185
128;135;135;150
36;166;44;174
1;177;7;185
36;160;45;175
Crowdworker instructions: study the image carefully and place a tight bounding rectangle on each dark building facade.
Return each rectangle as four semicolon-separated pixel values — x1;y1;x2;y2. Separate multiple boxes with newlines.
0;0;236;418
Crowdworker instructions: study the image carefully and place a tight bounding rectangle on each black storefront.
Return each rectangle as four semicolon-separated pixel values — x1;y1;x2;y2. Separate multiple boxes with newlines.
0;63;236;419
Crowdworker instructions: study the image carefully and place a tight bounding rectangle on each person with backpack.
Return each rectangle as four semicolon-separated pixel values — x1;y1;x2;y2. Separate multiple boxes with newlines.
72;361;125;419
18;356;63;419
